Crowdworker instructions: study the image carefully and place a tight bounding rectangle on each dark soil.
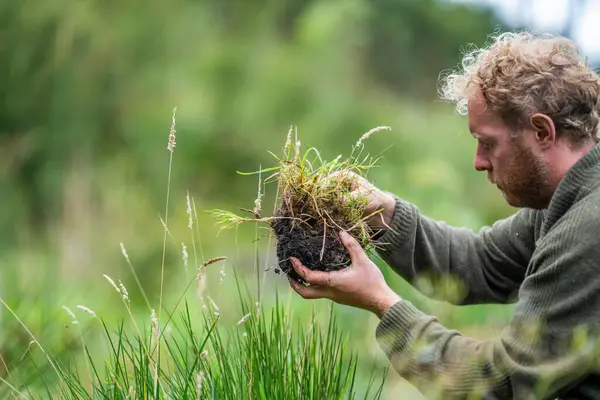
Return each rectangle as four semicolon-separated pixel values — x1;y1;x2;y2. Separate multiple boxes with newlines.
270;198;354;283
272;217;351;283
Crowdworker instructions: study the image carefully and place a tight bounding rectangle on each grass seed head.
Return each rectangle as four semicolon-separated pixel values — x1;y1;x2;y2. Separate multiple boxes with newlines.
76;305;97;318
355;126;391;148
120;242;129;262
118;280;130;303
236;313;251;325
62;306;78;325
197;271;207;301
182;242;188;269
202;256;227;267
103;274;120;293
167;107;177;152
195;371;205;396
150;309;159;338
186;191;193;229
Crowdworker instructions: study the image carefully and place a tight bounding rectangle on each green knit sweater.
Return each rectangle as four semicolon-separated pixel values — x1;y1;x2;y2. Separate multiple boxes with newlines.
375;144;600;400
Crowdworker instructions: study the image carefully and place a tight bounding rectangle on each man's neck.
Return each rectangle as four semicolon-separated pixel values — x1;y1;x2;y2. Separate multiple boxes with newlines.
547;139;596;193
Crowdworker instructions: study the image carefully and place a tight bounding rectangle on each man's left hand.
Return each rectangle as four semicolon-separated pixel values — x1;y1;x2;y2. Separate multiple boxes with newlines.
288;230;402;318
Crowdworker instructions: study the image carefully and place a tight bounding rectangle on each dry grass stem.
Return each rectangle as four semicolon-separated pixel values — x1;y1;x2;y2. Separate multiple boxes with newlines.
0;352;12;382
0;375;26;398
64;306;93;395
119;241;152;311
158;107;178;397
158;214;177;247
191;197;206;264
0;298;65;386
19;341;35;363
195;371;205;399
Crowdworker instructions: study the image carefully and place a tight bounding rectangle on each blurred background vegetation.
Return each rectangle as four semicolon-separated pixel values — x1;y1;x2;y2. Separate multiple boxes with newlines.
1;0;597;398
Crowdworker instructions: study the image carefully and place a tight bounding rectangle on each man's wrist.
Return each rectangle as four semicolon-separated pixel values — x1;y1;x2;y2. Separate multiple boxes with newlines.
382;194;396;228
370;290;402;319
370;194;396;230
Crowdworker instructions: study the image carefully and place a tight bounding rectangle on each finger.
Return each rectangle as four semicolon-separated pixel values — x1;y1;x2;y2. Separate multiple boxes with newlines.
338;231;369;265
290;257;335;286
341;171;359;190
329;170;360;190
319;172;351;193
288;278;330;300
329;170;351;179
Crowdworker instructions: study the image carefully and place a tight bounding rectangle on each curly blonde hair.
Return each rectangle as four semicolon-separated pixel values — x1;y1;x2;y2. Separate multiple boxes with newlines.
439;31;600;145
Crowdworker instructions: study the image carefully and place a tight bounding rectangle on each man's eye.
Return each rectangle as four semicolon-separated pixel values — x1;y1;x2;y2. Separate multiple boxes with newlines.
479;140;493;150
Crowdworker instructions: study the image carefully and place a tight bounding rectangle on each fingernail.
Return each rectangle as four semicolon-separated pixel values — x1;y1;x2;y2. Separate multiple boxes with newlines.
339;230;349;240
290;257;298;266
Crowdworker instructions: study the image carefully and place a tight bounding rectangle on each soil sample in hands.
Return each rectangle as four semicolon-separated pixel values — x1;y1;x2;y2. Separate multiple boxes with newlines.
210;126;390;283
270;166;373;283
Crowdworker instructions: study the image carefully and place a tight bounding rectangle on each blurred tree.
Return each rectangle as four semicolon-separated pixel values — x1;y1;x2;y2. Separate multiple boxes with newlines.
0;0;507;254
364;0;505;99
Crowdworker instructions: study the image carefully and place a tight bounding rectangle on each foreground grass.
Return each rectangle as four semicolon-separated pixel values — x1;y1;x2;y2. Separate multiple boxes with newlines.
0;273;386;399
0;113;387;399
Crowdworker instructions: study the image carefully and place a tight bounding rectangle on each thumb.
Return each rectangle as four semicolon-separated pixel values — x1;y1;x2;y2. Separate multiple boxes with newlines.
338;231;368;265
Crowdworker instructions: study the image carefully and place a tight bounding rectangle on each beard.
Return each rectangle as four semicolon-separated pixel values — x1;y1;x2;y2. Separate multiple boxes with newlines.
494;139;553;209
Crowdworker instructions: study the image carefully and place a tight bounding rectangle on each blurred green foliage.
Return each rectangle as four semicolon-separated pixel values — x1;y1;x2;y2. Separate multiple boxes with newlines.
1;0;522;397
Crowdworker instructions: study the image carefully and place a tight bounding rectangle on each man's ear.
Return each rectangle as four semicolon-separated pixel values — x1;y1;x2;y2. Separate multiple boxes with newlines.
530;113;556;148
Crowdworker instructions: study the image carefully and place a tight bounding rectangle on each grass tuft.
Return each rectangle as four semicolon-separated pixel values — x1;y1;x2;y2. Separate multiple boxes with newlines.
209;125;391;281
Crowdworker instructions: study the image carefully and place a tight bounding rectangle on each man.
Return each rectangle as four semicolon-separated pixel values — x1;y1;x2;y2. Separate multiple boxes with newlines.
287;31;600;399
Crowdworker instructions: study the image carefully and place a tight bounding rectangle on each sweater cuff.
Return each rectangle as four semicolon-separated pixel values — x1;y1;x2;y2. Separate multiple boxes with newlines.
375;299;430;357
374;194;416;250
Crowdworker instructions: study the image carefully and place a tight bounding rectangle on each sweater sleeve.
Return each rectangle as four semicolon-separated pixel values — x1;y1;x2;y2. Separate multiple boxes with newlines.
375;206;600;399
375;195;540;305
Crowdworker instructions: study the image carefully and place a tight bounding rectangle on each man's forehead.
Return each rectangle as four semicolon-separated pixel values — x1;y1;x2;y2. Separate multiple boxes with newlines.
467;92;489;116
467;97;489;134
467;93;505;135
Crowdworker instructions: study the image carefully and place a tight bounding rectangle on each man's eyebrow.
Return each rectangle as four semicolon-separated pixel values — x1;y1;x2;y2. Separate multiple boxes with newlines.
469;130;487;139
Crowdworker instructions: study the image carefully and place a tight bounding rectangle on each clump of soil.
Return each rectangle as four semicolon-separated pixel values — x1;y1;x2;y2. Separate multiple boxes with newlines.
272;216;350;282
269;166;373;283
209;127;389;283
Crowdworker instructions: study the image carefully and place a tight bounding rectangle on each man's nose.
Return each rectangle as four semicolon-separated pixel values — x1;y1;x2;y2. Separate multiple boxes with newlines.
474;148;491;172
474;156;491;172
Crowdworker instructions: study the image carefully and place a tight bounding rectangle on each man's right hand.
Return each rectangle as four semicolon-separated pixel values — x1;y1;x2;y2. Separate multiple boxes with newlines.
330;171;396;230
